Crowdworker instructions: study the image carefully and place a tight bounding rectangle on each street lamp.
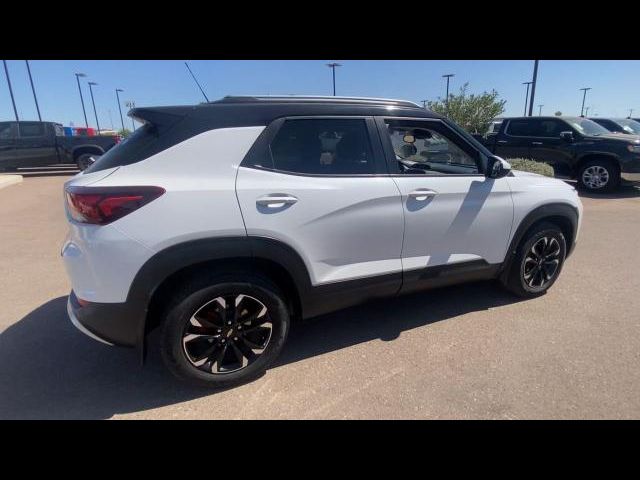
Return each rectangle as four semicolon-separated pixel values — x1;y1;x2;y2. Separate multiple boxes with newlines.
87;81;100;134
629;108;634;119
115;88;125;131
522;82;533;116
538;104;544;116
25;60;41;121
75;73;88;128
326;63;342;96
3;60;19;122
585;107;590;116
579;87;591;117
442;74;455;115
125;100;136;131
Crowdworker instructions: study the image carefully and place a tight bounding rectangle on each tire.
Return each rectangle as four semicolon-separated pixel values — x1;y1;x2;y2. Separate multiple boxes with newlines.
502;222;567;298
577;158;620;193
160;273;290;388
76;153;94;171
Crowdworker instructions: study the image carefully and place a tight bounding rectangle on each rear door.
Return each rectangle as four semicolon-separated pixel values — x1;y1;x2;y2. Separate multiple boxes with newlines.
525;118;575;176
15;122;58;167
0;122;17;168
493;119;533;159
235;116;404;290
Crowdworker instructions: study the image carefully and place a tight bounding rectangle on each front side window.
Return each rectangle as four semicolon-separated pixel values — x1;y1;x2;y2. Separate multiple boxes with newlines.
269;119;376;175
384;120;479;175
565;117;610;136
18;122;45;137
0;123;14;140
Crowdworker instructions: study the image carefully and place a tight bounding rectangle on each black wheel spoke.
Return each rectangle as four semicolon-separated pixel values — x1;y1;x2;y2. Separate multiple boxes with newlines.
224;295;237;324
215;344;229;372
234;338;257;362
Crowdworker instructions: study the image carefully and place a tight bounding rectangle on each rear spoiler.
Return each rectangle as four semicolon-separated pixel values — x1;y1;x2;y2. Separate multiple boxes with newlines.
127;106;190;128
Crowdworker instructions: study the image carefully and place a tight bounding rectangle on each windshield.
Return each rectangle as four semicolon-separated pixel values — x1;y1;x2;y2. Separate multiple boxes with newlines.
615;118;640;134
566;117;611;136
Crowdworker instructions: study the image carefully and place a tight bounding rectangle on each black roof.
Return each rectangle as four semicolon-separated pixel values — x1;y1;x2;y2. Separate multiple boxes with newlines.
129;96;438;130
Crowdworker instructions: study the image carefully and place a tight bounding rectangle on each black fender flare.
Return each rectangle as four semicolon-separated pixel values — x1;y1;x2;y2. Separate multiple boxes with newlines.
499;202;579;281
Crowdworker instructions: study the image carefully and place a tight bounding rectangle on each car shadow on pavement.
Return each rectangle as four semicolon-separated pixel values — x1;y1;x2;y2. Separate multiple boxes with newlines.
578;183;640;199
0;282;522;419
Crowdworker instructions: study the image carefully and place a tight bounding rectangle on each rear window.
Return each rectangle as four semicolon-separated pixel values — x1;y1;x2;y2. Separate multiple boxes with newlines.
19;122;45;137
85;123;167;173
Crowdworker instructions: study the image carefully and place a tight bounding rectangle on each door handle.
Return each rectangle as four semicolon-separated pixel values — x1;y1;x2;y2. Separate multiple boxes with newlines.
531;141;543;145
497;140;508;144
256;194;298;208
408;189;438;201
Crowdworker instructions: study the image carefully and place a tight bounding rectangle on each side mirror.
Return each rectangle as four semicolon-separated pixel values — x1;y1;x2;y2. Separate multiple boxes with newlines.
560;131;574;142
486;155;511;179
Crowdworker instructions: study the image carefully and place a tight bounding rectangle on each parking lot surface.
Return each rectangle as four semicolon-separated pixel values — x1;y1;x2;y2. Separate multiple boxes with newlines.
1;175;639;419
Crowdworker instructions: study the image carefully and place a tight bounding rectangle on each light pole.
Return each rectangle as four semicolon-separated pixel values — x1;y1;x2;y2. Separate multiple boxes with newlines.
3;60;19;122
522;81;533;116
88;81;100;134
25;60;41;121
75;73;88;128
326;63;342;96
125;100;136;131
538;104;544;116
629;108;634;119
421;99;428;109
528;60;539;117
585;107;590;116
442;74;455;115
579;87;591;117
115;88;125;131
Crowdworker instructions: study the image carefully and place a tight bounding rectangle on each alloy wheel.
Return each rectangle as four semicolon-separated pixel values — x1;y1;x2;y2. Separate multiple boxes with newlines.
582;165;609;189
182;294;273;374
522;236;562;289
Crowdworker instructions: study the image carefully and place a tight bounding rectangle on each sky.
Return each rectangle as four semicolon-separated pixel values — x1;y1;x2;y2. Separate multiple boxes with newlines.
1;60;639;129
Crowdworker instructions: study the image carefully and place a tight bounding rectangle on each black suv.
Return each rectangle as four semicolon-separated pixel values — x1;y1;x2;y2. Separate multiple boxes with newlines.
480;116;640;192
590;117;640;136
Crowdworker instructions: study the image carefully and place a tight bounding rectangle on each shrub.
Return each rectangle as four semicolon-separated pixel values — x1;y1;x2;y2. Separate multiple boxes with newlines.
505;158;554;177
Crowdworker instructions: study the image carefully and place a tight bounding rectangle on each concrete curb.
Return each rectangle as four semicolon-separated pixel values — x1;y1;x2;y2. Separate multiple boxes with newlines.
0;174;23;191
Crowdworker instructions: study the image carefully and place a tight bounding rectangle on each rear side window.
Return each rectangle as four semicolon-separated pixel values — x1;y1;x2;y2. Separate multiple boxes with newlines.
18;122;45;137
268;119;376;175
0;123;14;140
85;123;164;173
506;120;535;136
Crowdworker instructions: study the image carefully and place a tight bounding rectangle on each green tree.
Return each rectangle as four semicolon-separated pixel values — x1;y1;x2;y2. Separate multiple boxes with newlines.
554;111;562;116
117;128;132;139
426;83;506;134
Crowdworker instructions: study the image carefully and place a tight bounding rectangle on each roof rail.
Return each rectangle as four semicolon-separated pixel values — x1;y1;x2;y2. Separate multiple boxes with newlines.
212;95;422;108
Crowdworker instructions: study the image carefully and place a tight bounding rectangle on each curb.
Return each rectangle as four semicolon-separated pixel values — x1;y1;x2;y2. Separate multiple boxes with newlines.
0;174;23;191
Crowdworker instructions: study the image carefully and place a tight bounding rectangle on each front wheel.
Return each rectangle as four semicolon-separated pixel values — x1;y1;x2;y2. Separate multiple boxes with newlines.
160;274;290;388
502;222;567;298
577;158;620;192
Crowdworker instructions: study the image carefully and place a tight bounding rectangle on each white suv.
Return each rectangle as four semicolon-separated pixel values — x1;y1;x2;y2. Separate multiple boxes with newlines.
62;96;583;387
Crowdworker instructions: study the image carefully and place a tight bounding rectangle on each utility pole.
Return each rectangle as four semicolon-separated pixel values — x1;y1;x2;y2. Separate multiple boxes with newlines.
75;73;88;128
125;100;136;131
421;100;428;109
326;63;342;96
538;104;543;116
442;74;455;115
629;108;634;119
25;60;41;121
3;60;19;122
528;60;539;117
88;81;100;134
522;82;533;116
115;88;125;131
585;107;590;116
579;87;591;117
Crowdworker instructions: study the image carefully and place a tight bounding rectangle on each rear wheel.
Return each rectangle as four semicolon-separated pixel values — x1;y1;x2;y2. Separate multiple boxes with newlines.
502;222;567;298
76;153;95;171
577;158;620;192
160;274;290;388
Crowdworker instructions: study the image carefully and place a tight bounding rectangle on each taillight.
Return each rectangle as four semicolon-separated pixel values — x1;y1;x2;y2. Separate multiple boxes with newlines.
65;186;165;225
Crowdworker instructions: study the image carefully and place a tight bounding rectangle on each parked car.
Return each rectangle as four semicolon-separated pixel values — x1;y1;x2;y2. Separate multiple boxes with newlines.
62;96;582;387
0;121;119;171
589;117;640;135
478;116;640;192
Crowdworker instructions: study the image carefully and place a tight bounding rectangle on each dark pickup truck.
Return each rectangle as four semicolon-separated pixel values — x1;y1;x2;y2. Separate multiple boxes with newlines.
478;116;640;192
0;121;119;171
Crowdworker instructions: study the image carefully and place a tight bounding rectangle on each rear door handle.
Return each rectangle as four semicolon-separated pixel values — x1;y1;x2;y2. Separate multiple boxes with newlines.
531;141;543;145
256;194;298;208
497;140;508;144
408;189;438;201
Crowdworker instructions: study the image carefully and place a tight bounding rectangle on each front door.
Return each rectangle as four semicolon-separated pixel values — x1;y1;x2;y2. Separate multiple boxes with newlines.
376;117;514;294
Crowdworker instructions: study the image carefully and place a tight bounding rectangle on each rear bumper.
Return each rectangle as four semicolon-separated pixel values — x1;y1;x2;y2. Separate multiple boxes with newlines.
67;291;143;348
